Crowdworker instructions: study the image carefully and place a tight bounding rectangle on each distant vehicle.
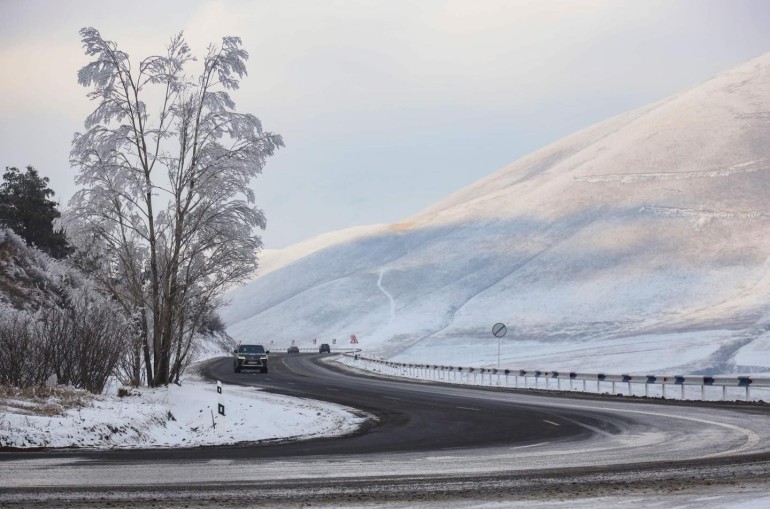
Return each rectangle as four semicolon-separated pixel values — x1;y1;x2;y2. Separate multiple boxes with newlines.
233;344;269;373
287;345;300;354
319;343;331;354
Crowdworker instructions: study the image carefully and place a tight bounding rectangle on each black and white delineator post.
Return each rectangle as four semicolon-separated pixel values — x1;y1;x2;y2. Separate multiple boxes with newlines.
217;380;225;417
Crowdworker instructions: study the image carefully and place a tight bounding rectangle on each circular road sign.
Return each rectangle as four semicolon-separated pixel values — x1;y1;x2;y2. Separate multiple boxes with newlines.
492;322;507;338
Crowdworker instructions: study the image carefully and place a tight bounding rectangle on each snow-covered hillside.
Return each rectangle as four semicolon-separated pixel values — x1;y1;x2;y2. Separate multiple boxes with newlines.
222;53;770;375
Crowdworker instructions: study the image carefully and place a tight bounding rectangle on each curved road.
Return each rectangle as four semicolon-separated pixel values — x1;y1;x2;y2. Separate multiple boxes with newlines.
3;353;770;506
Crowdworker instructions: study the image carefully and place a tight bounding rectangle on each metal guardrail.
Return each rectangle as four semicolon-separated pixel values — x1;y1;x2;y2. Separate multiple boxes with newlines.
287;347;359;353
344;353;770;402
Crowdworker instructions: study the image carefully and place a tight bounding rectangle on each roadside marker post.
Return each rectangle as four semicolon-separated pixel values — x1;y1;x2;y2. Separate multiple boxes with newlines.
215;381;226;435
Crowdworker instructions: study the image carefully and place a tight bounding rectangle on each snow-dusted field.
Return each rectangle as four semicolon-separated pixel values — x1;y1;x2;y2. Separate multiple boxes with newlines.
0;371;365;449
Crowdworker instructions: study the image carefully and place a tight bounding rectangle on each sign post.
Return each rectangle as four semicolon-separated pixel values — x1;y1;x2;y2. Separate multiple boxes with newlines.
492;322;507;370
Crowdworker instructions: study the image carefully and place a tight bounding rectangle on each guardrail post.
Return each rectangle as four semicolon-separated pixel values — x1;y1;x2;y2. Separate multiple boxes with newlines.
701;383;705;400
739;377;752;401
722;386;726;401
645;376;656;398
662;384;666;399
611;381;616;394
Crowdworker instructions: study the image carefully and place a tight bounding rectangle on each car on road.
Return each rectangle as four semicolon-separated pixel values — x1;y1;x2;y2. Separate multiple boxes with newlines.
233;344;269;373
319;343;331;354
287;345;300;354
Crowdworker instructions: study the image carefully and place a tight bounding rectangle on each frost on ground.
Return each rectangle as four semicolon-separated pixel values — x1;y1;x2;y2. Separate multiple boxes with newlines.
0;374;365;449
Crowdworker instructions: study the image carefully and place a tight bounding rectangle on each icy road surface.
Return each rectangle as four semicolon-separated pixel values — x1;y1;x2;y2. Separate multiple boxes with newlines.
2;354;770;507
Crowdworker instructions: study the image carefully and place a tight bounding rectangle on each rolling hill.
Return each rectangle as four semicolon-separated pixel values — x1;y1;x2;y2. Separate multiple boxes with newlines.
222;52;770;375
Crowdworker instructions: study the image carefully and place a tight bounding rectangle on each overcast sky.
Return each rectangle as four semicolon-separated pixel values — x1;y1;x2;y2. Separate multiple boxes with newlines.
1;0;769;248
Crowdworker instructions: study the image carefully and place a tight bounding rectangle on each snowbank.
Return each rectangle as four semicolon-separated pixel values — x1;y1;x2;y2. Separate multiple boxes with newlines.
0;375;365;449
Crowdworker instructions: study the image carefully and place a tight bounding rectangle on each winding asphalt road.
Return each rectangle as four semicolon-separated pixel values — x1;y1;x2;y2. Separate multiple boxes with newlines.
3;353;770;507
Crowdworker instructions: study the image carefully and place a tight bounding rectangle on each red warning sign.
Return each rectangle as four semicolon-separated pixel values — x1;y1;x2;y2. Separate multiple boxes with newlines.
350;334;359;344
313;338;317;344
332;338;337;344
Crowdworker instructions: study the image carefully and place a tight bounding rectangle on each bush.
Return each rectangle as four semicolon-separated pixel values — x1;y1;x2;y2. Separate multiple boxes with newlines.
0;293;132;394
0;307;51;387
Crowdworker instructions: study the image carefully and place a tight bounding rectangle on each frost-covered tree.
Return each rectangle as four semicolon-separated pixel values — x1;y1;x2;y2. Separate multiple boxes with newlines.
68;27;283;386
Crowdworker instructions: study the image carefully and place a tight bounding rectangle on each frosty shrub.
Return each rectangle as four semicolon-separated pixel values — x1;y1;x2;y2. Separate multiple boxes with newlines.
0;305;50;387
40;290;131;394
0;298;131;393
0;227;135;393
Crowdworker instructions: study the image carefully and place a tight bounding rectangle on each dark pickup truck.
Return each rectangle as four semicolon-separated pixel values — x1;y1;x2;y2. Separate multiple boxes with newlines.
233;344;269;373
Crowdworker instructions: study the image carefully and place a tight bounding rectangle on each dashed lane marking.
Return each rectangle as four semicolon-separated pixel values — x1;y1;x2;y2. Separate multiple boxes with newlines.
510;442;549;450
543;420;560;426
456;406;480;411
384;396;400;401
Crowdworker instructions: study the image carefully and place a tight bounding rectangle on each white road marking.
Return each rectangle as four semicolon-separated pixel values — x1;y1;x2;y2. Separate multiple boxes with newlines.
383;396;400;401
280;357;305;377
327;388;340;392
510;442;549;450
456;406;480;411
543;420;560;426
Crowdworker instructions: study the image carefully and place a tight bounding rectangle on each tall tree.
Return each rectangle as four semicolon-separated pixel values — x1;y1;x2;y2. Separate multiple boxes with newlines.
0;165;71;258
67;27;283;386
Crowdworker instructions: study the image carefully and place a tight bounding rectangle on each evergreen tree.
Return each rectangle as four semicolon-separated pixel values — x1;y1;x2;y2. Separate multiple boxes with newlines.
0;165;71;258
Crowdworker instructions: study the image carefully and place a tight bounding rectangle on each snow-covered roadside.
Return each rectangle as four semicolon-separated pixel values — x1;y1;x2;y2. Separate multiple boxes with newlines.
335;354;770;402
0;368;366;449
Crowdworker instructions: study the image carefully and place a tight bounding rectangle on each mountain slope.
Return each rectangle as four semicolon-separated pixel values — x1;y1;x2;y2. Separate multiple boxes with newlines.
222;53;770;375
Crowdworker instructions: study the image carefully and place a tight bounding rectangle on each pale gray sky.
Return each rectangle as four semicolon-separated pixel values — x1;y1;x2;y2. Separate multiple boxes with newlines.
1;0;769;248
